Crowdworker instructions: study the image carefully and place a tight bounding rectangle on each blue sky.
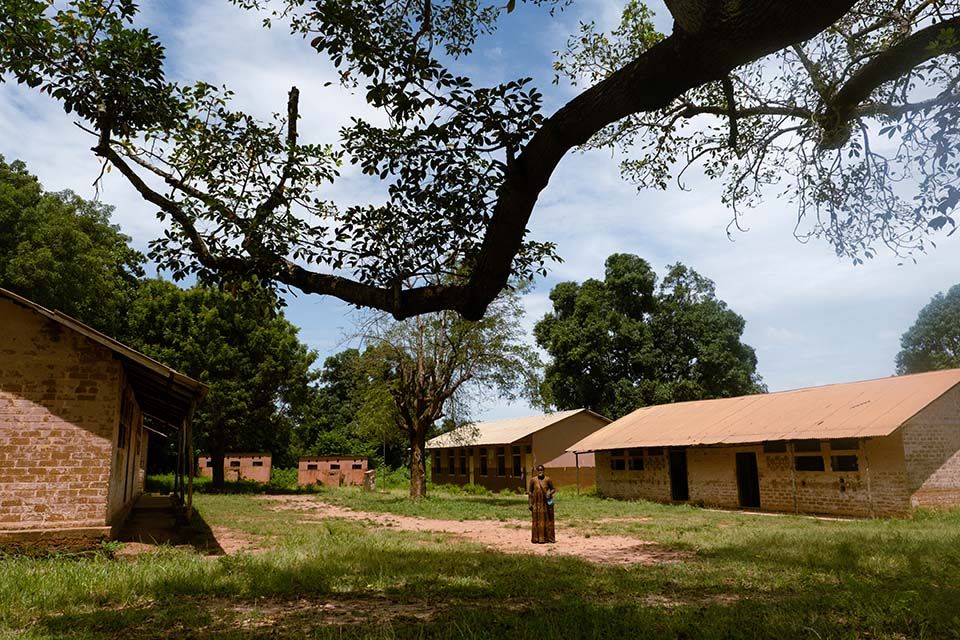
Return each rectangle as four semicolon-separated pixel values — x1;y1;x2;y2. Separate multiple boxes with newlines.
2;0;959;420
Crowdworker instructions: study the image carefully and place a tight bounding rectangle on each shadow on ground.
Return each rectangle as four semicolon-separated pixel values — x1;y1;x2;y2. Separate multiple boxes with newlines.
117;493;224;555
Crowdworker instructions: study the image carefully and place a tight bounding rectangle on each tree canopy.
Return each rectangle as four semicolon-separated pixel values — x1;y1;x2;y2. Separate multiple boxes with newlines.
359;288;542;497
896;284;960;375
1;1;958;319
290;348;407;467
127;279;318;484
0;156;144;338
535;254;764;419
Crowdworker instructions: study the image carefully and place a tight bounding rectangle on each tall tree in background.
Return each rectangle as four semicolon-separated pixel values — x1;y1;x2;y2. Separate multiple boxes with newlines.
535;254;764;420
2;1;958;320
0;156;144;338
360;288;542;498
291;348;406;467
127;279;318;487
896;285;960;375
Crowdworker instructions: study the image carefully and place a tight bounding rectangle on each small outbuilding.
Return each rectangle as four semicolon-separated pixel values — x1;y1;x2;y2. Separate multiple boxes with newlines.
570;369;960;517
0;287;206;548
298;456;369;487
427;409;611;492
197;453;272;483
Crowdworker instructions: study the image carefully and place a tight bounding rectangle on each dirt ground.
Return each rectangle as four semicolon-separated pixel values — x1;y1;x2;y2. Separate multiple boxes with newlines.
257;495;690;566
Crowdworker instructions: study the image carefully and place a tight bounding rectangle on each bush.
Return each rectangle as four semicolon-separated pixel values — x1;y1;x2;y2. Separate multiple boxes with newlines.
460;483;492;496
268;467;298;491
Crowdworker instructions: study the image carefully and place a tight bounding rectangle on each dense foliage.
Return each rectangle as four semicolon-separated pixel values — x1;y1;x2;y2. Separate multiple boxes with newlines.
0;156;144;338
126;279;318;483
535;254;764;419
896;284;960;374
2;1;958;319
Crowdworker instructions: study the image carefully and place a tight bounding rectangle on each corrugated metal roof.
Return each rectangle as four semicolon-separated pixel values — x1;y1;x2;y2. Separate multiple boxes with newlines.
569;369;960;452
1;287;207;431
427;409;596;448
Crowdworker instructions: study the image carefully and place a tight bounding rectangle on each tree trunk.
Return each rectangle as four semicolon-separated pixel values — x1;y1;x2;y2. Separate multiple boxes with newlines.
409;427;427;499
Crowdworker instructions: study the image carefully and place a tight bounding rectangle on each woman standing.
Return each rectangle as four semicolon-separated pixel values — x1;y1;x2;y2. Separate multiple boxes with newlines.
528;464;556;544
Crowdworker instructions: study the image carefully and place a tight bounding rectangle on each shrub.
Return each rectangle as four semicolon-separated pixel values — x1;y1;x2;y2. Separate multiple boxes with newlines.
268;467;298;492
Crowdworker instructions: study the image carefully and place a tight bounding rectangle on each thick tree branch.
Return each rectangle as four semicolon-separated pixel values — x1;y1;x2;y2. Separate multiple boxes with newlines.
820;14;960;148
461;0;858;319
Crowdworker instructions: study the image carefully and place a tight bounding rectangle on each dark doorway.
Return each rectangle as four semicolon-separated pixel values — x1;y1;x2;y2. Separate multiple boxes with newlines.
736;452;761;508
668;448;689;501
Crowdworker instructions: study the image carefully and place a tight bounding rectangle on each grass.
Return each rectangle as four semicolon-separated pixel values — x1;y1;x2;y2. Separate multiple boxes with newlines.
2;485;959;639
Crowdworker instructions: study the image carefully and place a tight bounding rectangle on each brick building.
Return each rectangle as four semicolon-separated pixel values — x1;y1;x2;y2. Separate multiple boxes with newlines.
197;453;272;483
0;288;206;547
427;409;610;492
298;456;369;487
570;369;960;517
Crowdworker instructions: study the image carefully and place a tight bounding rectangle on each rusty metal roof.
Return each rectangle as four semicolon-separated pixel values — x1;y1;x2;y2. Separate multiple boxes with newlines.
1;287;207;432
569;369;960;452
427;409;604;449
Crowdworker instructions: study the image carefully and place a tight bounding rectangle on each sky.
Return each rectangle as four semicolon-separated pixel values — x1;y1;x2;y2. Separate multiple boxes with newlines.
2;0;959;421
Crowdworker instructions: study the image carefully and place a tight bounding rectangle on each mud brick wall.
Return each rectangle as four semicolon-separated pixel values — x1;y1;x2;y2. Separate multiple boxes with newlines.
903;387;960;508
0;298;121;530
596;437;912;517
596;449;672;502
298;457;367;487
197;453;272;483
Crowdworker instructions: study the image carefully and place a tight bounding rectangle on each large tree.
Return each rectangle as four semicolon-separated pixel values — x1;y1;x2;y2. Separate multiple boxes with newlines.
290;348;407;467
1;1;958;319
360;289;542;498
0;156;144;338
127;279;318;485
896;284;960;375
535;254;764;419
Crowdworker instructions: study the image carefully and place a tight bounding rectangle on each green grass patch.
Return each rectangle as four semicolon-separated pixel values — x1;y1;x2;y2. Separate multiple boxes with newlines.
2;491;959;639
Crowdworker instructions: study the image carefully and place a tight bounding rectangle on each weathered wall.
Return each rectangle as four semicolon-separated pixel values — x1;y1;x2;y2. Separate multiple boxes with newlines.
531;413;608;469
430;412;609;492
902;385;960;508
431;441;531;492
595;449;672;502
596;437;912;517
106;380;144;524
198;453;272;483
298;456;367;487
0;298;121;530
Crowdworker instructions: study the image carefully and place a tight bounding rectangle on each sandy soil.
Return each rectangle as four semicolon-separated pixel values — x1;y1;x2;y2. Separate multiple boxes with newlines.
258;495;689;566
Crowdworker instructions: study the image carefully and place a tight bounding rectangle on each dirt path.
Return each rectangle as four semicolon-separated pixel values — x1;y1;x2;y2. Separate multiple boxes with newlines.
259;495;689;566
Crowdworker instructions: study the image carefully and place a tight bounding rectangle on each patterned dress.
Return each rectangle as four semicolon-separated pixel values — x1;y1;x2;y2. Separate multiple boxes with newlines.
528;475;556;543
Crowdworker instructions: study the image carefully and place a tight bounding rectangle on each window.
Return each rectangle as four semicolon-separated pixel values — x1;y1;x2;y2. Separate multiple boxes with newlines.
252;461;264;467
307;463;318;470
830;438;859;451
628;449;644;471
831;455;859;472
433;451;441;473
496;447;506;476
330;464;340;470
525;444;532;454
763;441;787;453
479;449;488;476
229;460;241;467
610;450;626;471
646;447;663;456
512;446;522;477
793;439;822;453
457;449;466;475
448;450;456;474
206;460;213;468
352;463;363;470
795;456;825;472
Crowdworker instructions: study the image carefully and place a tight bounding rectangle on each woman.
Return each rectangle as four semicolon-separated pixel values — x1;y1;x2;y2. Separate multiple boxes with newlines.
527;464;556;544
